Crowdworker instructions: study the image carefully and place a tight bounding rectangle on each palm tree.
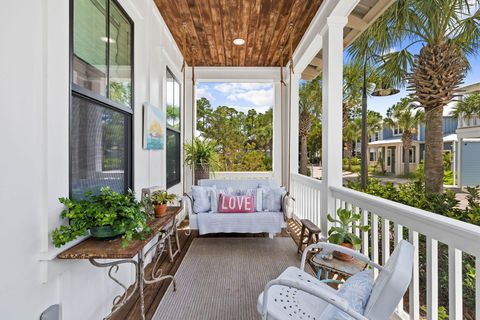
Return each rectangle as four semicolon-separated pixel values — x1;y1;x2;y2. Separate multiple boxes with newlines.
299;79;322;175
366;111;383;140
349;0;480;194
344;118;361;171
384;98;425;175
452;92;480;126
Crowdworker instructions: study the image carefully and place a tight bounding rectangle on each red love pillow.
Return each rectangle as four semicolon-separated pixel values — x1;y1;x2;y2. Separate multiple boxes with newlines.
218;194;255;213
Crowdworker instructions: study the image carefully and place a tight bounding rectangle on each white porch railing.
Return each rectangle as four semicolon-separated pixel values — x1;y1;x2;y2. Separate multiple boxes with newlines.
331;186;480;320
290;175;480;320
290;173;322;228
209;171;274;180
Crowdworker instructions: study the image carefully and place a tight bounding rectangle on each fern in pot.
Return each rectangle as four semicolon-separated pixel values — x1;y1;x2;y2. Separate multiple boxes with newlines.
327;208;370;261
52;187;151;248
184;138;220;185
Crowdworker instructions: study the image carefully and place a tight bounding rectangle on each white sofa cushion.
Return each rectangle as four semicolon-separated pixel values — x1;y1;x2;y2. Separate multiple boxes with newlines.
197;211;283;235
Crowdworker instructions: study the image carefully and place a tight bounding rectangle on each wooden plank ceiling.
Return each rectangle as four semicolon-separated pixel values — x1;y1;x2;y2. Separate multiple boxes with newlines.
154;0;323;67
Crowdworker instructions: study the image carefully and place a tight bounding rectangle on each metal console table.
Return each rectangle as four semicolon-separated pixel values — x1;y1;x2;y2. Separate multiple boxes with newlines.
57;206;182;320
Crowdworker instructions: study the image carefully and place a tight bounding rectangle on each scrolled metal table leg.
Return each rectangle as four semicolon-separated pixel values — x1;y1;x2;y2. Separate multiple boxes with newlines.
88;258;139;320
138;250;146;320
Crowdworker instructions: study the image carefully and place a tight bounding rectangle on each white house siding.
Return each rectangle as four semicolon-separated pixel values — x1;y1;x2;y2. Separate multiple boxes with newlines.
368;142;421;176
0;0;185;319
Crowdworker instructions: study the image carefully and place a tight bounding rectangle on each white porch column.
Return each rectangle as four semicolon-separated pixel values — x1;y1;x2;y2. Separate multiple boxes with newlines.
288;73;301;185
184;66;194;192
273;80;283;186
320;16;348;235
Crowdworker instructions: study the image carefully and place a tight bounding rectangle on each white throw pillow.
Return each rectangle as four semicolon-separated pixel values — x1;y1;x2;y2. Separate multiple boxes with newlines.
260;187;286;212
191;186;214;213
211;186;234;212
235;188;262;212
321;270;374;320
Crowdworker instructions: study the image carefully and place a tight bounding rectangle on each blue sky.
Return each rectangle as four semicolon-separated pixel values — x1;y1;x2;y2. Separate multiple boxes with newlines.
195;46;480;117
196;82;274;114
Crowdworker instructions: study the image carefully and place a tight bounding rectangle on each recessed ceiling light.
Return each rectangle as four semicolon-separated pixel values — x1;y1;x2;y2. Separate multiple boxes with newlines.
233;38;245;46
100;36;116;43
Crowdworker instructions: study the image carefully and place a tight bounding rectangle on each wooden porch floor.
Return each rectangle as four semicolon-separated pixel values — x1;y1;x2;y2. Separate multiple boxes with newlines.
112;219;304;320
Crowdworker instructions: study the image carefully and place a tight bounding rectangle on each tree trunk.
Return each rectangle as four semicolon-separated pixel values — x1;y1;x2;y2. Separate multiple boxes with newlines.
346;140;353;171
300;134;308;175
425;107;444;193
403;146;410;176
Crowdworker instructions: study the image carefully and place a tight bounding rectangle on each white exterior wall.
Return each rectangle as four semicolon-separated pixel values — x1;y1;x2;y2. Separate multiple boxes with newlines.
0;0;184;319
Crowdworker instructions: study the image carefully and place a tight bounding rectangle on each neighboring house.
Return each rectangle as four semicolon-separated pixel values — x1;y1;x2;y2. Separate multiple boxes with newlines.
367;118;450;176
455;82;480;187
368;82;480;187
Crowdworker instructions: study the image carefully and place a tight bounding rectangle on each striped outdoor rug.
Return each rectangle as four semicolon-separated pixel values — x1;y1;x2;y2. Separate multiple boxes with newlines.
153;237;303;320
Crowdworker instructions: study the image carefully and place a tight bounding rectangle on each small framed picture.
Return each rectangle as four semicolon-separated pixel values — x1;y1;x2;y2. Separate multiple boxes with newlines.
143;103;165;150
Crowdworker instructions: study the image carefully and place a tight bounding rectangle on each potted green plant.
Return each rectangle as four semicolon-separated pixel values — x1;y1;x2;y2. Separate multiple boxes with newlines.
52;187;151;248
150;190;177;217
184;138;220;185
327;208;370;261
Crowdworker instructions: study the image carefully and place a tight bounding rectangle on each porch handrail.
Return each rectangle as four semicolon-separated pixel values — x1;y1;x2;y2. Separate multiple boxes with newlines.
291;172;322;189
330;185;480;256
330;185;480;320
210;171;273;180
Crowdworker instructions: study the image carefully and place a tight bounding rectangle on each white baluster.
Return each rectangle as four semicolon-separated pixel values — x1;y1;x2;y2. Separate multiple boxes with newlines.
361;209;369;257
354;206;360;237
409;230;420;320
394;223;404;314
372;213;379;278
448;247;463;320
382;218;390;265
426;236;438;320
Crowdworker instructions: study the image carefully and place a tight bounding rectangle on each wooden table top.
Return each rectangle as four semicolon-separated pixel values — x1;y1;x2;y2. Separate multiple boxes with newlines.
57;206;182;260
311;253;367;277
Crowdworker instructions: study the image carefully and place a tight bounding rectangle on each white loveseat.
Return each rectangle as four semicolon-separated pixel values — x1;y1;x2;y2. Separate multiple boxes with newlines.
183;179;288;237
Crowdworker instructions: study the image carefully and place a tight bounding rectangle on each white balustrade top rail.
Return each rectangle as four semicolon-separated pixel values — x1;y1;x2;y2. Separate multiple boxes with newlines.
330;185;480;257
210;171;274;180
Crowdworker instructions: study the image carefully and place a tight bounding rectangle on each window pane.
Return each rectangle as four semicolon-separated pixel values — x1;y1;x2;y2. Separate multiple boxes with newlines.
167;70;181;129
71;94;128;199
109;2;132;106
166;129;181;187
73;0;108;96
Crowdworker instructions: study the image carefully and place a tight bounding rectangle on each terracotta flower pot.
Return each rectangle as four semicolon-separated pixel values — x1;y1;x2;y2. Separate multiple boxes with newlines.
154;204;168;217
333;242;354;261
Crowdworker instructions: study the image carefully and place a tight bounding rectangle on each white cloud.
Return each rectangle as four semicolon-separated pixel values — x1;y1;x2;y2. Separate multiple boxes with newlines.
213;82;272;93
195;86;215;101
227;88;274;106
